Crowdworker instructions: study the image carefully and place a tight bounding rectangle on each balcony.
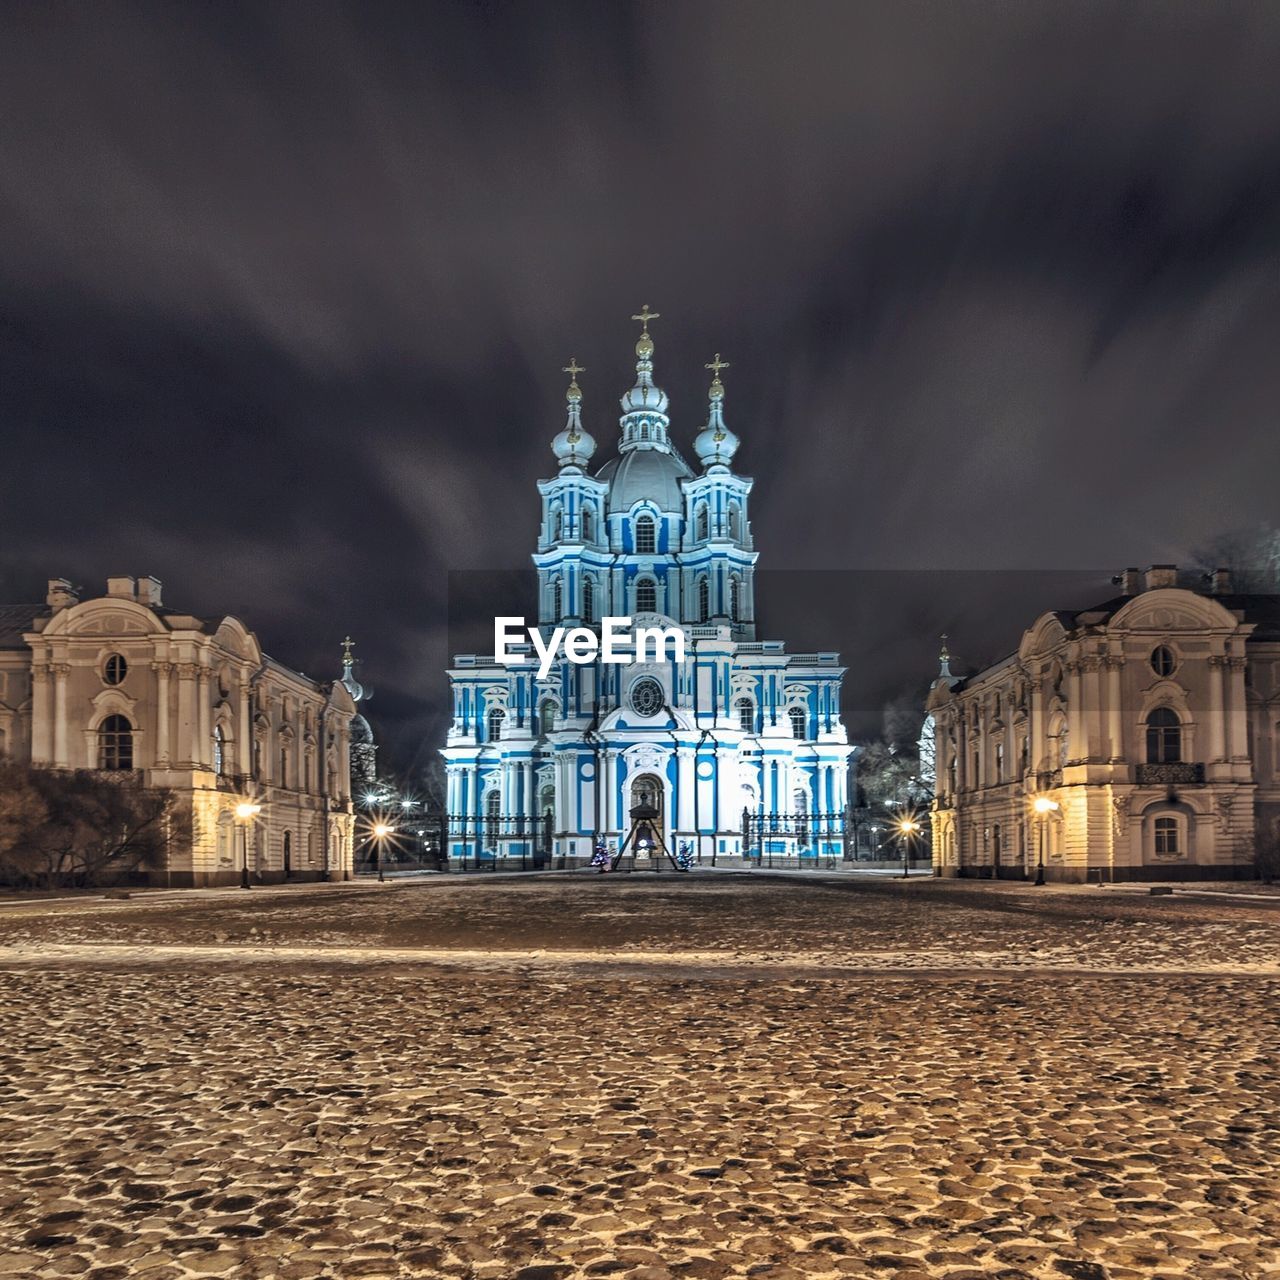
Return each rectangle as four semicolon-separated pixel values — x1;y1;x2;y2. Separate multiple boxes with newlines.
1135;762;1205;786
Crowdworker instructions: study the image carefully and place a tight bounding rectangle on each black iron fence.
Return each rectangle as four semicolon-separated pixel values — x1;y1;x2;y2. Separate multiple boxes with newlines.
355;811;554;874
742;810;848;869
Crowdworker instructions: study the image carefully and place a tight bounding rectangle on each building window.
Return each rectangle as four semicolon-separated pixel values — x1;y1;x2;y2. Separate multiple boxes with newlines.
789;706;807;739
696;504;709;541
552;510;562;541
635;577;657;614
735;697;755;733
629;677;665;718
697;576;710;623
551;577;563;620
727;504;739;540
582;506;594;542
539;700;557;735
1154;815;1180;856
487;708;505;742
1146;707;1182;763
995;741;1004;781
98;715;134;770
1151;645;1177;678
279;744;289;787
213;725;224;776
729;576;741;623
583;577;595;624
634;514;656;555
103;653;128;686
484;791;500;850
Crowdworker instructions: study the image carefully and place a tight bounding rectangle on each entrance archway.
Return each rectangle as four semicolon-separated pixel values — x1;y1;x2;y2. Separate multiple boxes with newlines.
630;773;664;862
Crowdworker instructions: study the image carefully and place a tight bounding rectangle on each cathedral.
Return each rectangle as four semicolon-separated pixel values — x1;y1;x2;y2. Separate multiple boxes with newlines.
443;309;851;866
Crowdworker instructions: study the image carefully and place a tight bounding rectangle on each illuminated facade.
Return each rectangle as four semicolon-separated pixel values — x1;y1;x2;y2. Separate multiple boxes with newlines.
0;576;356;885
443;313;851;865
928;566;1280;881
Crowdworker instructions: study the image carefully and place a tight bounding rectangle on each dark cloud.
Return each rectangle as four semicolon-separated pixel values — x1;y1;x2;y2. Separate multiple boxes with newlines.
2;0;1279;762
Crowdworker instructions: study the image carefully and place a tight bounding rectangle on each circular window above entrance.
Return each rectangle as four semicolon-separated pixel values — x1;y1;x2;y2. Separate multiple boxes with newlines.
629;677;665;718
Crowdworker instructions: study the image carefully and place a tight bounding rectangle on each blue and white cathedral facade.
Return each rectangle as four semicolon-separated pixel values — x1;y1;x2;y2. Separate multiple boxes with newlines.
443;311;851;865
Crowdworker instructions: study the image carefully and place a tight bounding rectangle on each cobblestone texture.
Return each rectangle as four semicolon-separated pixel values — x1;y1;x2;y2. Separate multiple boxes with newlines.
0;875;1277;1279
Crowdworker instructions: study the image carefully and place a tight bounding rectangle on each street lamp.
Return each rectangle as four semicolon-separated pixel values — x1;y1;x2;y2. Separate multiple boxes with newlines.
234;801;261;889
1032;796;1059;886
371;821;393;883
897;817;919;879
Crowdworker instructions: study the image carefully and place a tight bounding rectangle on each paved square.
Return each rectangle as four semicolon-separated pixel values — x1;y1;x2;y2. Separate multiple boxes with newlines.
0;875;1277;1280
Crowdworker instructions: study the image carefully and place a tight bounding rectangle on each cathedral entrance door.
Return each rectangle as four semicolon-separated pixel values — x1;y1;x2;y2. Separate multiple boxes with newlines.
630;774;664;865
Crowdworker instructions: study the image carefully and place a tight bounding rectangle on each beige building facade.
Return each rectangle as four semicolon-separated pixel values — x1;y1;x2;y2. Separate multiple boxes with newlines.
0;576;356;885
928;566;1280;881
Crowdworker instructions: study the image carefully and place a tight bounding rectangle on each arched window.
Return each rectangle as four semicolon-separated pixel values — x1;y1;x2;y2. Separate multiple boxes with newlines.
582;506;594;542
727;504;740;540
640;423;650;441
735;697;755;733
98;714;134;770
1154;815;1180;856
539;700;558;735
697;576;710;623
279;743;289;787
696;504;709;541
103;653;128;686
213;724;225;776
484;791;500;850
1151;645;1177;678
729;576;741;623
1146;707;1182;763
552;509;562;541
995;741;1004;781
634;514;656;555
551;577;563;620
583;576;595;624
635;577;657;614
487;707;505;742
789;706;807;739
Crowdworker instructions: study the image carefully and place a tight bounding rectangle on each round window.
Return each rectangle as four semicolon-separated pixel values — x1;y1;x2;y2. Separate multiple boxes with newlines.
103;653;128;686
1150;645;1176;678
629;677;665;718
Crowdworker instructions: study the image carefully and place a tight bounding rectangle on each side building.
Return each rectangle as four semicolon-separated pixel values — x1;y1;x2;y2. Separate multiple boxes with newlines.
0;575;357;885
927;565;1280;881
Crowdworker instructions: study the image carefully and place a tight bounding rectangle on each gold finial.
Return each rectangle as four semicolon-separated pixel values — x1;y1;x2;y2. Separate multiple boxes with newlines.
705;353;730;377
562;357;586;381
342;635;355;666
940;632;949;661
631;304;660;335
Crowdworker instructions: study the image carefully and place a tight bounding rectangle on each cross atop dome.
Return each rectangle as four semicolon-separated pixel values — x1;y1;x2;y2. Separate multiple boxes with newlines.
552;356;596;469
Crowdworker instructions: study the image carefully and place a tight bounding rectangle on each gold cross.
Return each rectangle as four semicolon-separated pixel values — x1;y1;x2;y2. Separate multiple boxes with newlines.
631;304;660;334
705;353;730;377
342;635;354;663
562;357;585;380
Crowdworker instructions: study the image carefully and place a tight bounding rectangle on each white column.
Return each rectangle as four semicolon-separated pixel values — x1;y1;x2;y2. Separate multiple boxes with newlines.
238;683;252;775
30;663;52;764
1228;655;1249;761
155;663;172;764
1029;680;1043;778
53;664;70;768
676;747;694;834
196;668;212;769
176;664;197;767
1208;654;1226;763
1106;659;1122;762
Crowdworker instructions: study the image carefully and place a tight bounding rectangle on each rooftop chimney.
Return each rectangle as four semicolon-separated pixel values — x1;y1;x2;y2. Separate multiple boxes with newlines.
136;575;163;608
1145;565;1178;591
106;576;136;600
1211;567;1232;595
46;578;79;613
1119;567;1142;595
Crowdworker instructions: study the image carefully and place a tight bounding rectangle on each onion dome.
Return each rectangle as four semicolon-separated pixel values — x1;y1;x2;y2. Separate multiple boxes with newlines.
619;305;671;442
551;358;596;470
693;353;741;470
340;636;365;703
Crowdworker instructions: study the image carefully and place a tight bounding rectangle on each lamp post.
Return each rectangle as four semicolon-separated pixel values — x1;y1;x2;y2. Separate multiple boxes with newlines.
234;801;261;889
371;821;393;882
897;817;919;879
1032;796;1059;886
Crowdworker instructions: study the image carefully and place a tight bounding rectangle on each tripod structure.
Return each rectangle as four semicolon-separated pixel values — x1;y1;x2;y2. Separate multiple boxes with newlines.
609;801;686;872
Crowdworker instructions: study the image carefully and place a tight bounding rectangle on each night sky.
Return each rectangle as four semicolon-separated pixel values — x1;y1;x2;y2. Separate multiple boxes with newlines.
3;1;1279;774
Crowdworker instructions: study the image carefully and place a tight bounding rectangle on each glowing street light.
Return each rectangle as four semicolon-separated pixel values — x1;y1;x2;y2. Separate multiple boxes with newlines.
1032;795;1060;886
367;819;395;882
897;816;919;879
234;800;262;890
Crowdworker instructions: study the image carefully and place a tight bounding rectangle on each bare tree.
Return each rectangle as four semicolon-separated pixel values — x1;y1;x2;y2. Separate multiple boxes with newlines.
1194;523;1280;593
0;762;186;889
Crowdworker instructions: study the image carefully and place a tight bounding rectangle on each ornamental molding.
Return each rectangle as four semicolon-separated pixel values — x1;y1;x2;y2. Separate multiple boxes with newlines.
622;742;670;774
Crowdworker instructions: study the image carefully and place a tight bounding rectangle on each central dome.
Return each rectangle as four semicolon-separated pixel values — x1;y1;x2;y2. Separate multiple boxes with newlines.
596;448;694;513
